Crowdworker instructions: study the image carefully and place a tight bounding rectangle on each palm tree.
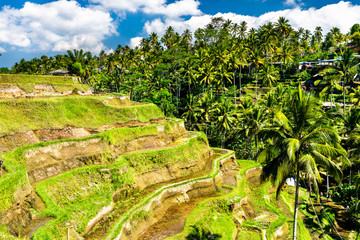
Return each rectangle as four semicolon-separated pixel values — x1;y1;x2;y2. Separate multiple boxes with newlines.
350;88;360;106
212;98;238;148
240;104;269;159
181;94;200;130
316;68;343;104
258;63;278;88
66;49;91;65
276;43;295;80
258;86;346;240
248;47;265;101
314;26;323;48
275;17;291;42
330;48;359;113
239;21;248;39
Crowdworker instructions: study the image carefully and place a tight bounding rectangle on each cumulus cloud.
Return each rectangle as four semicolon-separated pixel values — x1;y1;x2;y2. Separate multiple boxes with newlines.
143;1;360;37
283;0;304;8
89;0;202;19
130;37;143;49
0;0;116;53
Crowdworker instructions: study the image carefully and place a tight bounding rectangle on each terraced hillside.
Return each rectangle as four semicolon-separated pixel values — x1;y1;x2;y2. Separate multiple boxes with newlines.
0;75;331;240
0;74;91;98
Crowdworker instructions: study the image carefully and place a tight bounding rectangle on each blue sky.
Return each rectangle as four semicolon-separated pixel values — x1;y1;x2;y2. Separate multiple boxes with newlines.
0;0;359;68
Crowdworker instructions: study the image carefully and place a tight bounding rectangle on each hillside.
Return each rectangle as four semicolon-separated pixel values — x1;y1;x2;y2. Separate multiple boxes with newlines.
0;74;91;98
0;74;350;240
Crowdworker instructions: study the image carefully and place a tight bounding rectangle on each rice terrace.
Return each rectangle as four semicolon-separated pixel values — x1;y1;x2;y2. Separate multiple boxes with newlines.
1;0;360;239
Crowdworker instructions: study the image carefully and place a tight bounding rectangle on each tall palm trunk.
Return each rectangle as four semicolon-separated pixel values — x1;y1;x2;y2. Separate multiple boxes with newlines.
343;77;346;113
255;68;258;100
234;72;236;105
293;159;300;240
239;67;242;101
326;171;330;198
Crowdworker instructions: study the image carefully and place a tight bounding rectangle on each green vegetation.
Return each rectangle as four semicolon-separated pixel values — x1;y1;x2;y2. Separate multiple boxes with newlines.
34;159;134;239
0;119;183;216
0;74;91;93
123;132;208;172
168;159;313;240
106;150;234;239
0;96;164;135
0;74;75;84
0;159;28;213
2;16;360;240
33;133;209;239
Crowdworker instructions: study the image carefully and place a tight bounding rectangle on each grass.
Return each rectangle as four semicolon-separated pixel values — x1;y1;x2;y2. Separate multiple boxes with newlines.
34;159;134;239
32;133;210;239
0;96;164;135
106;150;235;240
0;74;91;94
237;229;262;240
0;224;27;240
122;132;209;173
14;83;90;93
166;159;312;240
0;159;29;213
0;74;75;84
166;159;259;240
0;119;184;216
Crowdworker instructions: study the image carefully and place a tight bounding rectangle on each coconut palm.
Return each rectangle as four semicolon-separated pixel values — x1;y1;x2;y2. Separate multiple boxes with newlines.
181;94;200;130
248;46;265;101
241;104;269;159
212;98;238;148
258;63;278;88
329;48;359;113
316;68;343;104
258;86;346;240
350;88;360;106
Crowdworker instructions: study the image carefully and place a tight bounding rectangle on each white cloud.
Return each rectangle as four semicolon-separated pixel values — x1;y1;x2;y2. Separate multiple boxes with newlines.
142;1;360;37
130;37;143;49
89;0;202;19
0;0;116;53
0;47;6;53
283;0;304;8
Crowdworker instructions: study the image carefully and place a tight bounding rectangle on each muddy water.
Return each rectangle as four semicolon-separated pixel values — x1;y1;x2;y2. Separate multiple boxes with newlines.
84;153;221;239
137;192;220;240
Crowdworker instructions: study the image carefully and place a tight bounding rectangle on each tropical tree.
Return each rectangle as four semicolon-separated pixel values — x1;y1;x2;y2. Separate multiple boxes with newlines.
258;64;278;88
350;88;360;106
248;46;265;101
182;94;200;130
316;68;343;104
212;98;238;148
258;86;346;240
329;48;359;113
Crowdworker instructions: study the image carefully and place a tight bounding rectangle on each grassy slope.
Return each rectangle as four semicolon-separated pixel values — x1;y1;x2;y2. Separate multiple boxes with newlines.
0;97;164;136
0;74;75;84
0;119;182;215
32;133;210;239
105;148;235;240
0;74;90;93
